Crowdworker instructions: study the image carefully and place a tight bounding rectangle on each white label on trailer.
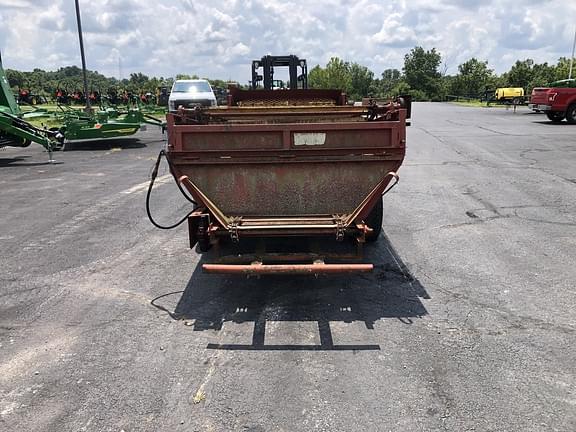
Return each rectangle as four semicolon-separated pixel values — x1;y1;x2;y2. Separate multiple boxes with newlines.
294;132;326;146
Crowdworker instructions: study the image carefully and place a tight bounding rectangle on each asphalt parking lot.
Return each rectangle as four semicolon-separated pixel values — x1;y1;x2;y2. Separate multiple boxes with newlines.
1;103;575;431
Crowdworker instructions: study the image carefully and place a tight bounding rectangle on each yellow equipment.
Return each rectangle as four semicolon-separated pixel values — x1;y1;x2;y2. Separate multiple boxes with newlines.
495;87;524;103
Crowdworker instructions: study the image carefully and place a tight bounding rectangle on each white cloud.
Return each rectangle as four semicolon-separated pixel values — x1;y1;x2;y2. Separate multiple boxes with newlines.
371;13;418;48
0;0;574;82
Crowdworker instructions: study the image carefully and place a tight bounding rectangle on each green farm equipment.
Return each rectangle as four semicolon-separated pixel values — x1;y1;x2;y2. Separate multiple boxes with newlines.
1;53;164;158
0;53;58;160
51;103;164;148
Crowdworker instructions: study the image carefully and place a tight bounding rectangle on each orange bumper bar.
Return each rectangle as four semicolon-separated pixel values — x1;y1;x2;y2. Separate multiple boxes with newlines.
202;262;373;275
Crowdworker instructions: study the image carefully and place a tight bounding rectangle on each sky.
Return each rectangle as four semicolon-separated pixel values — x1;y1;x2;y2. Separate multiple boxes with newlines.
0;0;575;83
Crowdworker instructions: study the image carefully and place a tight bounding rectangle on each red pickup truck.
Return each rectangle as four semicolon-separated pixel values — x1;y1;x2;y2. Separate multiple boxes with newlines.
529;79;576;123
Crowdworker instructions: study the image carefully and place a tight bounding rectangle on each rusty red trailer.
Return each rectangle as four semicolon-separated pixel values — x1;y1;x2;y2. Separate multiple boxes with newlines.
158;89;408;275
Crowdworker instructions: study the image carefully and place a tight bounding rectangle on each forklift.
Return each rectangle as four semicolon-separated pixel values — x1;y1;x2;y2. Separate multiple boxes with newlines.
250;55;308;90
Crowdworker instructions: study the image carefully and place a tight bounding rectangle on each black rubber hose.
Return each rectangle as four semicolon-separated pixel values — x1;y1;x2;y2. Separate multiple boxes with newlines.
158;150;197;204
146;149;197;230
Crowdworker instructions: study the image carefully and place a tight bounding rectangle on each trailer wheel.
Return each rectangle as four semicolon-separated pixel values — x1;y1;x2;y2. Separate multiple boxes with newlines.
197;216;212;252
365;196;383;242
565;104;576;124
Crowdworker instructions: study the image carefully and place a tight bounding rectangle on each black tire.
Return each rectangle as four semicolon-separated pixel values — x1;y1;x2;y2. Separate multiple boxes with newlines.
15;136;31;147
197;216;211;252
364;196;383;242
546;111;565;123
565;104;576;124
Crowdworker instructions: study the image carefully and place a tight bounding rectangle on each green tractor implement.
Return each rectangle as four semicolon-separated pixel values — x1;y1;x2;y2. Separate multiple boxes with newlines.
1;53;162;158
49;103;164;149
0;53;59;161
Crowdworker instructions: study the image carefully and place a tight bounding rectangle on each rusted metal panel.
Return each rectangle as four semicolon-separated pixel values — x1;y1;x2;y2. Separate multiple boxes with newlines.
176;161;400;216
182;130;284;151
166;100;407;271
169;111;405;217
169;115;406;156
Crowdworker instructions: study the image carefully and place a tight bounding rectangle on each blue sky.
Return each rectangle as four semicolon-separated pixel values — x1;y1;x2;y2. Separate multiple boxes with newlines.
0;0;574;82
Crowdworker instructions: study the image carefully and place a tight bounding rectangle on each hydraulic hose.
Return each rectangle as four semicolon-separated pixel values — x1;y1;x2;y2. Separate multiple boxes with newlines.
146;149;197;230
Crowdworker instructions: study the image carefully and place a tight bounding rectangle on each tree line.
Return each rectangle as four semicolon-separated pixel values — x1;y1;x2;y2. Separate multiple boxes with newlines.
3;66;232;101
308;47;574;101
4;46;574;102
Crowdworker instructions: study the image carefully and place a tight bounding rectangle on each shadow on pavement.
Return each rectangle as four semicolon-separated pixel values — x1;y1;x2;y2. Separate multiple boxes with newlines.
531;120;576;126
152;232;430;351
62;137;146;151
0;156;29;165
0;155;59;167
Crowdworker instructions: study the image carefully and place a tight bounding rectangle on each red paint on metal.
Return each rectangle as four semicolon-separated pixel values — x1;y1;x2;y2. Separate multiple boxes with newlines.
166;100;407;263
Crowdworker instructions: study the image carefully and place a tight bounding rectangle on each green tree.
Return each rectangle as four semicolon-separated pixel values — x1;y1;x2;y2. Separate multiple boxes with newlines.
307;65;325;89
501;59;561;93
348;62;374;100
308;57;352;93
529;62;556;89
5;69;24;90
451;58;494;97
125;72;149;93
389;80;416;99
403;46;442;100
59;66;82;77
376;68;402;98
554;57;572;81
503;59;534;90
382;69;402;97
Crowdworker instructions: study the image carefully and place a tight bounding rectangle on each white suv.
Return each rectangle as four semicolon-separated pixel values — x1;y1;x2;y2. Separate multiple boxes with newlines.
168;79;217;112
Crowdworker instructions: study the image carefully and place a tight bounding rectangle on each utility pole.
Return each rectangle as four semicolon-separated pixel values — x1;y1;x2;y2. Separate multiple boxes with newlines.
569;26;576;80
74;0;91;113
